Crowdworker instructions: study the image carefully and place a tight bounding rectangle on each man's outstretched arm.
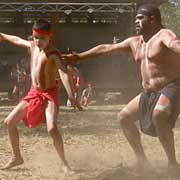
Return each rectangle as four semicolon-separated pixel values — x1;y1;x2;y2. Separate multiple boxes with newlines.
161;29;180;54
0;33;31;48
169;40;180;54
62;37;133;63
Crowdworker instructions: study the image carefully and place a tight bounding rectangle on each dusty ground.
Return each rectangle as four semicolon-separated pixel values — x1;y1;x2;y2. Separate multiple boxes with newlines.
0;104;180;180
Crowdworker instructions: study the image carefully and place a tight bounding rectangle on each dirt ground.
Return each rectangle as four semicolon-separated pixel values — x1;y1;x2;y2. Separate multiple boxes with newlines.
0;104;180;180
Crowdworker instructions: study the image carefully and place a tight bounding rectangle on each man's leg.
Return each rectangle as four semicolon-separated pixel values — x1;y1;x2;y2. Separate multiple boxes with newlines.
45;101;73;174
2;101;28;169
153;94;178;170
118;94;148;166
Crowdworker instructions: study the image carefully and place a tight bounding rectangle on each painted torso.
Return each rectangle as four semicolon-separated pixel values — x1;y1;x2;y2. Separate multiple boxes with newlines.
131;29;180;91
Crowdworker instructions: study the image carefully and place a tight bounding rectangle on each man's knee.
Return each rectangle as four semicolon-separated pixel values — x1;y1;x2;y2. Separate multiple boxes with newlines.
152;110;168;128
118;110;130;127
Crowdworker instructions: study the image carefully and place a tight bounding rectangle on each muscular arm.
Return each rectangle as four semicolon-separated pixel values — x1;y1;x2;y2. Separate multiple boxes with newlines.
0;33;31;48
62;37;133;64
169;40;180;54
78;37;132;61
160;29;180;54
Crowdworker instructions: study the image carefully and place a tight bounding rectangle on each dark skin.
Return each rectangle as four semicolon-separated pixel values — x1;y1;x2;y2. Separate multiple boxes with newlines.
62;12;180;172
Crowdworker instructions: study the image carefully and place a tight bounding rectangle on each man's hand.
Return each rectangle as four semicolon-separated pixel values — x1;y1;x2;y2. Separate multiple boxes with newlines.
61;53;80;65
69;98;83;111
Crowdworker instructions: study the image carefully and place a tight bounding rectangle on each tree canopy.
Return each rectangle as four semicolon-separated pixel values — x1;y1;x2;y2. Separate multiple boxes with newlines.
160;0;180;36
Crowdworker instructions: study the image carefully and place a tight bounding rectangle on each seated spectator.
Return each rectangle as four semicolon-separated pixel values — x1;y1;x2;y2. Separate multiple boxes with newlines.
80;82;95;107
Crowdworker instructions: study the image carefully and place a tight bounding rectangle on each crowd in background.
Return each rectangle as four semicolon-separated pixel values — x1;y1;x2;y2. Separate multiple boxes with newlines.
0;56;30;102
66;64;96;108
9;62;30;101
0;56;96;106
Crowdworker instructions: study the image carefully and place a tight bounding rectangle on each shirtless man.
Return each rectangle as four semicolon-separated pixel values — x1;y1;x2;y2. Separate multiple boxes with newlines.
0;19;78;173
63;4;180;172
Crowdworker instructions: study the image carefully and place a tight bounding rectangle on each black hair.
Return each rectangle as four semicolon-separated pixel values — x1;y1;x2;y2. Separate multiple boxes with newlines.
32;19;51;32
137;4;162;23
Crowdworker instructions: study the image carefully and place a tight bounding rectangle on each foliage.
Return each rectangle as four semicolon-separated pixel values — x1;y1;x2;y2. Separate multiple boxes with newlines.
160;0;180;36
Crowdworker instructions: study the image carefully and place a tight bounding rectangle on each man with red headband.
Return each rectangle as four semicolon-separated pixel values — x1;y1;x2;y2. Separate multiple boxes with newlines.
64;4;180;173
0;19;78;174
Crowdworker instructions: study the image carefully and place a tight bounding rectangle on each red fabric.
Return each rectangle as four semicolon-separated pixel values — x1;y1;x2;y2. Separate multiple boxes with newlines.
32;29;52;37
21;84;59;128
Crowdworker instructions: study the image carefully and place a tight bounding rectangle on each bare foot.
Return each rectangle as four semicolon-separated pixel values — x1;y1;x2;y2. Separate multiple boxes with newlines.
62;164;75;175
1;157;24;170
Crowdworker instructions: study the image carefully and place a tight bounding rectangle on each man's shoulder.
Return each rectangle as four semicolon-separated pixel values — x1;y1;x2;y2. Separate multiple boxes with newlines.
158;28;176;36
130;35;141;39
125;35;141;44
123;35;141;49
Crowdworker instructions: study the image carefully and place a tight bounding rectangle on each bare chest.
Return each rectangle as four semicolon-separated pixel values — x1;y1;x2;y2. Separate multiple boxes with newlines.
30;49;57;80
134;37;164;63
31;51;46;71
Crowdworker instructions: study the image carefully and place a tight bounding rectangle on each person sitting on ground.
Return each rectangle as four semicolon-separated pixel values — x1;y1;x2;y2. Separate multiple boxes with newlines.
80;82;95;107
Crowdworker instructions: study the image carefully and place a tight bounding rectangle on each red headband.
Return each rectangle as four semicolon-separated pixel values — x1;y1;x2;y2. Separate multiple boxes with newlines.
32;29;52;37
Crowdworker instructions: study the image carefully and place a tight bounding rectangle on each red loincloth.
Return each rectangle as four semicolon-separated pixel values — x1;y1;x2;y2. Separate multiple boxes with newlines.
21;84;59;128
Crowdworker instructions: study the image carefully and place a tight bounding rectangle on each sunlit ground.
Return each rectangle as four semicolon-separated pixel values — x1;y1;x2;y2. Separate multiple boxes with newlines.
0;104;180;180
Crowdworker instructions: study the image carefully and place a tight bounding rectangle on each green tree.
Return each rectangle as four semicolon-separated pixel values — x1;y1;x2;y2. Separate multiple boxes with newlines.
160;0;180;36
